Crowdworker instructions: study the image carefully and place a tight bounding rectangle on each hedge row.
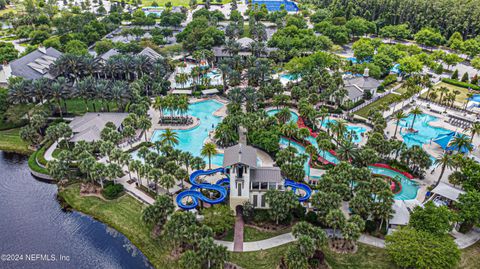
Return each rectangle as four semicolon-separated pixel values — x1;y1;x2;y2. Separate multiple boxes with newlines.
441;78;480;91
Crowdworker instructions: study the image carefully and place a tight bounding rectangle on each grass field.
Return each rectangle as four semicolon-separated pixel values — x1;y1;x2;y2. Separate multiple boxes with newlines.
59;184;179;269
59;184;480;269
421;81;472;108
459;240;480;269
354;94;401;118
229;242;398;269
62;98;120;116
0;128;31;155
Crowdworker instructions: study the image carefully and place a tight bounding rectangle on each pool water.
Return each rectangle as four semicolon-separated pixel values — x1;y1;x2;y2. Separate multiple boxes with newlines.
399;113;451;148
280;73;300;81
468;94;480;102
321;118;367;144
267;109;299;123
151;100;225;166
368;166;419;200
248;0;299;12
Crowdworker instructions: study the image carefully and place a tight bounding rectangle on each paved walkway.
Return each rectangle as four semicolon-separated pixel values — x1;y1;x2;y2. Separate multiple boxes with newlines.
214;227;479;252
233;209;244;252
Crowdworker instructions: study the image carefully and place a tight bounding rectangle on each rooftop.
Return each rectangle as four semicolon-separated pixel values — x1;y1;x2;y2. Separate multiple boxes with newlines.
250;167;283;182
10;47;62;80
223;143;257;168
69;113;129;142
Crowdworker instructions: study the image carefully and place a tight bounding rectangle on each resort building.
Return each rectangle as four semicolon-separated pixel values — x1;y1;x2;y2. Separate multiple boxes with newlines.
69;113;129;143
342;68;381;103
4;46;62;82
427;182;466;207
96;47;162;63
212;37;276;62
224;144;284;210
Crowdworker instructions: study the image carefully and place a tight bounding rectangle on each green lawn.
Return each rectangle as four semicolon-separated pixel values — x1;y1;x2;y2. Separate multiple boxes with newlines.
58;184;480;269
223;226;291;242
354;94;401;118
59;184;179;269
459;240;480;269
0;128;31;155
229;242;398;269
421;81;472;108
62;98;120;116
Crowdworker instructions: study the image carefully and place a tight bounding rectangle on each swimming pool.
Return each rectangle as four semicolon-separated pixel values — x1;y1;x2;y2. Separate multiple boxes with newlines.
151;100;225;166
248;0;299;12
279;137;418;200
368;166;419;200
399;113;451;148
321;118;367;144
267;109;299;123
142;7;164;17
468;94;480;102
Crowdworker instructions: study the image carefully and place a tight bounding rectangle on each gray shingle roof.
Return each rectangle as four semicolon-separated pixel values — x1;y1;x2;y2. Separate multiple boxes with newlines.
345;85;364;101
99;49;120;61
69;113;129;142
138;47;163;61
344;76;381;90
237;37;255;49
250;167;283;182
223;143;257;168
10;47;62;80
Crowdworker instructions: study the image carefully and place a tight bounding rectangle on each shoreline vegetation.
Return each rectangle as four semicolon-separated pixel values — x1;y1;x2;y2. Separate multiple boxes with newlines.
59;183;475;269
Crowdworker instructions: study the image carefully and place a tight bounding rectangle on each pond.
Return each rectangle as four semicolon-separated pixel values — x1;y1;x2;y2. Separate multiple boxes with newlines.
0;152;152;269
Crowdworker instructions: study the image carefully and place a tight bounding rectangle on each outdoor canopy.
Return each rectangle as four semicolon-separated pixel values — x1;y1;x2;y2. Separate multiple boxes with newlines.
432;131;472;153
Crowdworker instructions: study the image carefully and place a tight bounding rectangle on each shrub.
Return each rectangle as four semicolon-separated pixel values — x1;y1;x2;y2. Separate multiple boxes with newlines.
305;211;319;225
381;74;397;87
451;69;459;80
102;183;124;199
461;72;469;82
441;78;480;91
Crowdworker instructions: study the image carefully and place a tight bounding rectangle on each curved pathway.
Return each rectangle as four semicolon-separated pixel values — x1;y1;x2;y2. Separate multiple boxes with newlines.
215;228;480;252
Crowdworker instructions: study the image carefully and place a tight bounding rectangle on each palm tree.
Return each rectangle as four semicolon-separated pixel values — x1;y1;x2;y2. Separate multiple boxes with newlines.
160;129;179;147
275;107;292;124
201;142;217;169
465;92;474;110
408;107;423;129
281;122;298;146
393;111;407;138
138;116;152;141
466;122;480;143
437;87;449;104
50;78;68;118
149;168;163;194
337;141;359;161
326;209;346;243
434;152;454;187
305;145;317;179
160;174;175;194
450;134;472;153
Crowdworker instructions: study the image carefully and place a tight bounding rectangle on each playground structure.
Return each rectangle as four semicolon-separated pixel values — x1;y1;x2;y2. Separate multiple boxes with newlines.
176;168;229;210
176;167;313;210
284;179;312;202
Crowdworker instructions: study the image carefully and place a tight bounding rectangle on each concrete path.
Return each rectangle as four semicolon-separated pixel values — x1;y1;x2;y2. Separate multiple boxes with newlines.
215;227;479;252
233;209;244;252
44;141;57;161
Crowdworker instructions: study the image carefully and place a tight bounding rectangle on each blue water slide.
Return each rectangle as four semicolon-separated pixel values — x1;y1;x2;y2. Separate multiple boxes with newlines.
176;168;230;210
284;179;312;202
